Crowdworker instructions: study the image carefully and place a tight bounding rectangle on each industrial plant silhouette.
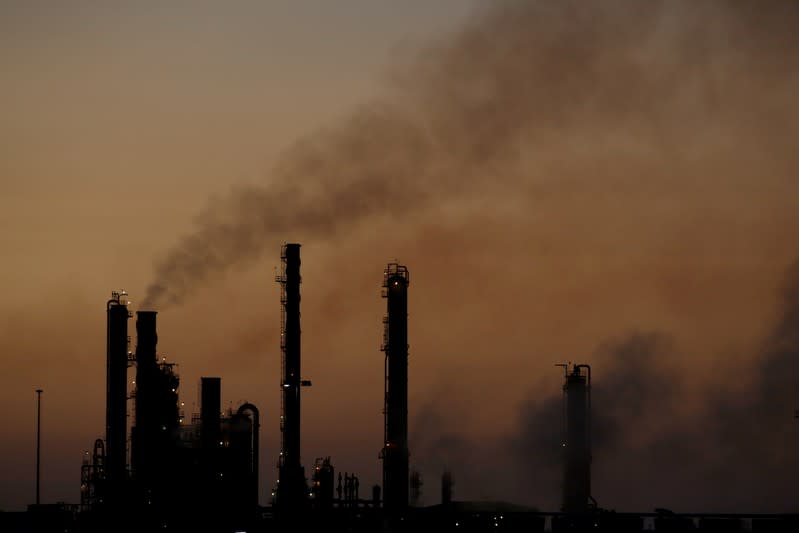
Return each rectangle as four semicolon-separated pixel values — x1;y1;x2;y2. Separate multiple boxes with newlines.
9;244;799;533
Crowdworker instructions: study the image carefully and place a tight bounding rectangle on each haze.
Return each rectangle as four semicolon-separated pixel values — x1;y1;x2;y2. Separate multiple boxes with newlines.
2;0;798;514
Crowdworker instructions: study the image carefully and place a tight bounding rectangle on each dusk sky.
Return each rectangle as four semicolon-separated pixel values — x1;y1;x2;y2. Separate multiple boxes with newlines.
2;0;799;514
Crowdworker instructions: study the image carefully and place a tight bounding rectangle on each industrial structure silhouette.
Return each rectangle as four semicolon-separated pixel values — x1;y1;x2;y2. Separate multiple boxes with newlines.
6;244;799;533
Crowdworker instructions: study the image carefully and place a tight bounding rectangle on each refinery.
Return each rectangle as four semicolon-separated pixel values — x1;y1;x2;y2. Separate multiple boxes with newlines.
4;244;798;533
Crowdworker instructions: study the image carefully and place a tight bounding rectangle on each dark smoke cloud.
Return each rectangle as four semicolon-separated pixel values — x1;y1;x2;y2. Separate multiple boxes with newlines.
590;332;679;453
408;398;470;505
143;0;799;308
143;111;437;307
700;260;799;510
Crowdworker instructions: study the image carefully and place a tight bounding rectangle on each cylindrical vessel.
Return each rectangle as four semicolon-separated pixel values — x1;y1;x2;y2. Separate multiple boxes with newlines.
106;293;129;490
562;364;591;514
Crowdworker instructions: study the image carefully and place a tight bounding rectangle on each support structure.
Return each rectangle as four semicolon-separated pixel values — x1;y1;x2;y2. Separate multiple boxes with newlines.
380;263;410;512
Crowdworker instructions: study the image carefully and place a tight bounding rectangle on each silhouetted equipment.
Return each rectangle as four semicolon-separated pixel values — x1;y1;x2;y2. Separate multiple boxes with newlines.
275;243;311;509
74;289;272;530
380;262;410;512
53;271;799;531
338;472;361;507
80;439;105;511
174;377;260;529
560;363;593;514
441;470;453;505
312;457;335;509
105;291;130;495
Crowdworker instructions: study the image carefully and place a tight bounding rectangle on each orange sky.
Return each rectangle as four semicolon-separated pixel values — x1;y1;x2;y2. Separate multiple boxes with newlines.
2;0;799;513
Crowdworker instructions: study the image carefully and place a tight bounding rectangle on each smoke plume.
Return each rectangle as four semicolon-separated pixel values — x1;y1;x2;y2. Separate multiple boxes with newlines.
140;0;799;510
142;0;799;308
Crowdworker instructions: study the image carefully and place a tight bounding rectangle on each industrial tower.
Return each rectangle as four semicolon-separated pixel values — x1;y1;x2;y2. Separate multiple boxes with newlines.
380;263;410;512
275;243;311;509
105;291;131;499
561;364;593;514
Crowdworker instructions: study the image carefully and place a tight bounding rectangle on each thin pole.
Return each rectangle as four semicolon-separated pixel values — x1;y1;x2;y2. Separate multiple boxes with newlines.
36;389;42;506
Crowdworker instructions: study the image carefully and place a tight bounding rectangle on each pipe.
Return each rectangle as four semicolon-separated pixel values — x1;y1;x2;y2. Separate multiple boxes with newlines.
237;403;260;509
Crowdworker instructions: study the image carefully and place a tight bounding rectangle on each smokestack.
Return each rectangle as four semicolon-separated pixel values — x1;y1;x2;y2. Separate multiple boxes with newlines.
105;291;130;492
275;243;310;509
131;310;158;480
135;311;158;366
562;364;592;514
381;263;410;512
130;311;158;479
131;310;180;505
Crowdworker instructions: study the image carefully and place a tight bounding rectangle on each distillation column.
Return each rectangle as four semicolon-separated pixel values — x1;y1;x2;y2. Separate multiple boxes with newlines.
562;364;592;514
381;263;410;512
106;291;130;494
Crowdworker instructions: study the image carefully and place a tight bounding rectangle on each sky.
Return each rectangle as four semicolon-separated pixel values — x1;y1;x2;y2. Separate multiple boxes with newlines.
2;0;799;514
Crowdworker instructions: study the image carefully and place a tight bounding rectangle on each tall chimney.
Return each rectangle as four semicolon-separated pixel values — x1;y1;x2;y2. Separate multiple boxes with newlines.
105;291;130;493
128;309;180;511
276;243;309;509
381;263;410;512
131;310;158;479
562;364;592;514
